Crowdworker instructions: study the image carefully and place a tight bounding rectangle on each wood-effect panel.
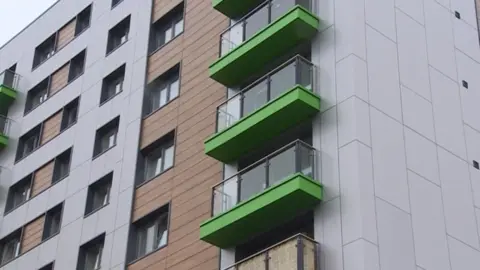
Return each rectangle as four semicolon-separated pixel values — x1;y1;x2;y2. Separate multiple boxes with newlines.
57;19;76;49
32;161;54;197
50;63;70;95
21;215;45;253
152;0;183;23
41;110;63;145
147;35;183;83
129;0;228;269
140;99;179;149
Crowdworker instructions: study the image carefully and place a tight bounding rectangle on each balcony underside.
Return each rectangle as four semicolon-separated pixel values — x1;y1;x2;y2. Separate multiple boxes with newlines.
212;0;263;18
0;85;17;109
205;86;320;163
209;6;320;87
200;173;323;248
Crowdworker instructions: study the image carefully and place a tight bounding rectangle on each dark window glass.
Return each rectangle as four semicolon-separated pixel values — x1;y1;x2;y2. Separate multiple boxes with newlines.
137;132;175;185
85;172;113;216
93;117;119;157
0;230;21;265
77;234;105;270
144;65;179;115
112;0;123;8
61;98;79;130
25;79;49;113
5;176;32;213
16;125;41;161
149;3;184;53
106;16;130;54
52;148;72;183
42;204;63;240
129;205;169;261
68;50;86;82
75;5;92;36
38;262;54;270
33;34;56;69
100;64;125;104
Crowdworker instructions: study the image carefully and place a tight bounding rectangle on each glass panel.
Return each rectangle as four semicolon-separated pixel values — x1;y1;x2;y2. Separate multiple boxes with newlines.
213;177;238;215
269;61;296;100
268;146;295;186
163;145;174;170
145;224;156;253
136;230;147;257
221;23;244;56
217;95;241;131
169;79;179;99
298;143;314;178
268;237;297;270
174;20;184;36
165;27;173;43
297;58;313;90
156;215;168;247
244;4;269;40
271;0;296;22
239;161;266;202
160;88;168;107
242;80;268;117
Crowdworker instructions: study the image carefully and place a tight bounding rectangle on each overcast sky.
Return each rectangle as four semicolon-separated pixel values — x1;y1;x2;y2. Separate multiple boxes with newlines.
0;0;58;47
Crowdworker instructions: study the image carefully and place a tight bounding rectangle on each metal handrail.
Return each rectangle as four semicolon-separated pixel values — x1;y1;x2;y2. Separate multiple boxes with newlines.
0;69;20;90
222;233;319;270
215;55;315;132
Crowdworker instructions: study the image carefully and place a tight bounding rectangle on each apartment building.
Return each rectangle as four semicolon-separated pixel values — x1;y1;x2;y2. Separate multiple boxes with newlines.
0;0;480;269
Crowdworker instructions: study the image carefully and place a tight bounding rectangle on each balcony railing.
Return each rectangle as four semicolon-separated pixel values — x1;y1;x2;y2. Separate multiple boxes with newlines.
211;140;317;216
220;0;315;57
0;70;20;90
223;234;319;270
0;116;12;136
216;55;315;132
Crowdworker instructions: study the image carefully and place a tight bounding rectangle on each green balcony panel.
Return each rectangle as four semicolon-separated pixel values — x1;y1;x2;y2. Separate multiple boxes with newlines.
212;0;262;18
209;6;319;87
204;86;320;163
0;85;17;109
0;134;8;149
200;173;323;248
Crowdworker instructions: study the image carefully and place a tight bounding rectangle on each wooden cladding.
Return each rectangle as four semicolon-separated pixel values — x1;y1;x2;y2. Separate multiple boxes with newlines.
152;0;183;23
50;63;70;95
21;215;45;253
130;0;227;269
41;111;63;145
32;161;54;197
57;19;77;49
147;36;183;83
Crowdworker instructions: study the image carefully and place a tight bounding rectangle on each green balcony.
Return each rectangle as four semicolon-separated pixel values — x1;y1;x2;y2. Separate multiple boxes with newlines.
210;0;319;87
200;141;323;248
205;56;320;163
0;70;18;110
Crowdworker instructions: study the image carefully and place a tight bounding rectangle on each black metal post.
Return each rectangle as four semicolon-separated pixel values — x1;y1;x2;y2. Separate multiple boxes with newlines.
210;186;215;217
237;175;242;204
295;141;300;174
297;235;304;269
265;158;270;189
264;249;270;270
314;242;320;270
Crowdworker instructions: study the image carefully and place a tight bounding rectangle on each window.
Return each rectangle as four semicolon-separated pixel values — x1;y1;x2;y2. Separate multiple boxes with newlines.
144;65;180;115
149;4;184;53
100;64;125;104
25;79;49;113
107;16;130;54
138;132;175;184
77;234;105;270
16;125;41;161
129;205;169;261
42;204;63;240
61;98;79;130
0;230;21;265
75;5;92;36
85;172;113;216
112;0;123;8
5;176;32;213
38;262;54;270
33;34;56;69
68;50;86;82
52;148;72;183
93;117;119;157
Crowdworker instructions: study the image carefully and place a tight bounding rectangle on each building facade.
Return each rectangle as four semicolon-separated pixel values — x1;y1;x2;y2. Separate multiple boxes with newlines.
0;0;479;269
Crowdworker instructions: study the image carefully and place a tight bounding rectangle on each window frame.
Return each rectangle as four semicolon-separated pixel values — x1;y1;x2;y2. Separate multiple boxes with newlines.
52;148;72;184
60;98;80;131
15;125;42;162
100;64;126;105
106;16;131;55
144;65;180;116
84;172;113;217
42;203;63;241
93;117;120;158
149;3;185;54
77;234;105;270
4;175;33;214
0;229;21;266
